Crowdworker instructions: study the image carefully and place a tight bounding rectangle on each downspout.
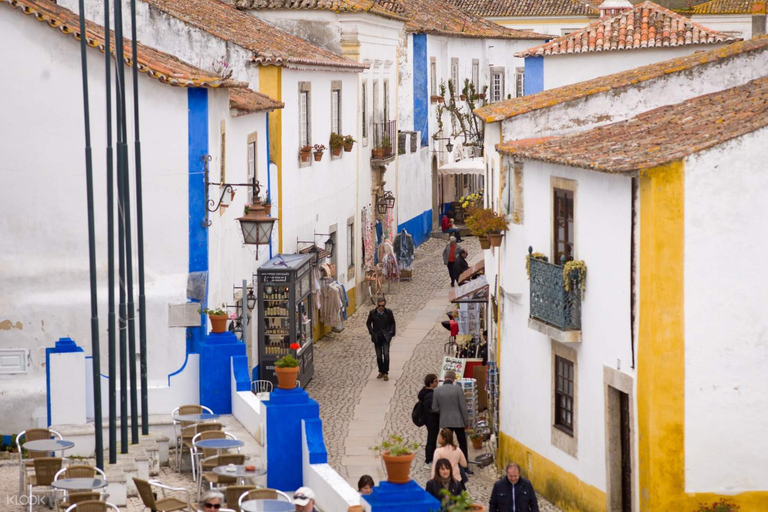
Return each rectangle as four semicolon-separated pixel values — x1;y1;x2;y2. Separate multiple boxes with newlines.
267;112;273;259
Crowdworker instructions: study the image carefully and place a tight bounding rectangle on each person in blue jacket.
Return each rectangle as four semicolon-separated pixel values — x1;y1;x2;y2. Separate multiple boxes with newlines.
489;462;539;512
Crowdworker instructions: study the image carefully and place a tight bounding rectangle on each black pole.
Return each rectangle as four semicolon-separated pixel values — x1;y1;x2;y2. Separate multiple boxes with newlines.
114;0;129;454
77;0;104;471
104;0;117;465
129;0;149;437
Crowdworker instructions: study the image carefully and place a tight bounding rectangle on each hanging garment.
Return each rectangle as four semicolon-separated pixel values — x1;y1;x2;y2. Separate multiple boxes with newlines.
393;230;415;270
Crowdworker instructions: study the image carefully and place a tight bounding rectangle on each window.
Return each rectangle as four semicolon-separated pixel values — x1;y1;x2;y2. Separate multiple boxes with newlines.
300;90;310;147
555;356;574;434
373;80;380;123
430;58;437;96
472;59;479;90
362;80;368;139
490;67;505;102
247;138;257;185
451;58;459;93
219;120;226;184
554;187;574;263
515;67;525;98
331;85;341;135
347;220;355;270
383;80;389;123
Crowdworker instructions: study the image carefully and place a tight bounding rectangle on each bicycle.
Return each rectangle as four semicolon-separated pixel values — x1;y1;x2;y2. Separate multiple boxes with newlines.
364;265;384;305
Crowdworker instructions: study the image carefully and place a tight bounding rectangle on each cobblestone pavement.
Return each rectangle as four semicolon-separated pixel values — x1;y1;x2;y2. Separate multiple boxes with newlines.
307;236;564;511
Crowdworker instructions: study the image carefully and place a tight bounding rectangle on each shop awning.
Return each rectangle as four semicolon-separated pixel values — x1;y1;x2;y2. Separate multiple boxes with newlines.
438;157;485;176
458;260;485;285
450;275;488;303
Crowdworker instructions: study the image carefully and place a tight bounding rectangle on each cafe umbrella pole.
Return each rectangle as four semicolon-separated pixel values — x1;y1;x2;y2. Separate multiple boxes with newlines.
76;0;104;470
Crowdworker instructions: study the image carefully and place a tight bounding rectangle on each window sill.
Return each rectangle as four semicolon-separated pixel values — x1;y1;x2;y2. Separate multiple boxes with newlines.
553;423;573;437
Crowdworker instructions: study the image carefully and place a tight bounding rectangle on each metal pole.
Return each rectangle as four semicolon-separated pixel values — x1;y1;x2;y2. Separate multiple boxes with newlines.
113;0;129;454
242;280;248;352
129;0;149;436
104;0;117;465
77;0;104;471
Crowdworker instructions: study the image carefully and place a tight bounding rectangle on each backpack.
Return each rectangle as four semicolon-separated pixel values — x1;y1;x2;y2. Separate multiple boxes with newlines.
412;398;426;427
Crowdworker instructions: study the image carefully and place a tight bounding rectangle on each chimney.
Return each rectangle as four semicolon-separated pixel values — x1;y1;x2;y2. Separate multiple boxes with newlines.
598;0;633;19
753;1;766;37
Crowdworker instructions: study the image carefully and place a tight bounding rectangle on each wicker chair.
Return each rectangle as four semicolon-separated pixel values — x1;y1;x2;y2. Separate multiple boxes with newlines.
58;491;102;512
172;404;214;471
64;500;119;512
54;465;107;511
197;453;246;501
237;488;291;509
17;428;63;494
224;485;255;512
133;478;192;512
28;457;63;512
182;421;222;479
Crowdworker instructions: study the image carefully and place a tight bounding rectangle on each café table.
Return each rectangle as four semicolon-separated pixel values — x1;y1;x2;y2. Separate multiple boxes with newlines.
52;478;108;492
194;439;244;452
213;464;267;485
24;439;75;453
174;413;221;423
239;499;294;512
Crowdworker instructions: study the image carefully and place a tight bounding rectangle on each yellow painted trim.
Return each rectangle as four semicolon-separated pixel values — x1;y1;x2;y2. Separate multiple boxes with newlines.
346;287;357;317
497;432;605;512
258;66;283;253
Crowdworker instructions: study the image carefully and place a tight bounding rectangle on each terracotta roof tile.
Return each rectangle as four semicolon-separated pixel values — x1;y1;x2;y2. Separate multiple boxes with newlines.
496;75;768;173
475;35;768;123
142;0;367;69
230;87;284;114
232;0;407;20
446;0;599;18
517;1;736;56
690;0;762;14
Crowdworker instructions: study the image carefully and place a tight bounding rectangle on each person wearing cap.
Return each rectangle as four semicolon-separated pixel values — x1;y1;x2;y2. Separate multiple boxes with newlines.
431;370;471;473
442;237;463;287
293;486;316;511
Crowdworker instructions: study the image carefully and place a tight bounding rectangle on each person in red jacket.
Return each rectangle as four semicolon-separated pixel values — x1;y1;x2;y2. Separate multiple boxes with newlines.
441;211;462;242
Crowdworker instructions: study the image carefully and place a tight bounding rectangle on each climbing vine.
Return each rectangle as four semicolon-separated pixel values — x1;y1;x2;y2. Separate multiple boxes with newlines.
525;252;547;278
563;260;587;299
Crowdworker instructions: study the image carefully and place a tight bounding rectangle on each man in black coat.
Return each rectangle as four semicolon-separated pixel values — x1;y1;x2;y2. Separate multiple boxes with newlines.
366;298;396;381
418;373;440;465
453;249;469;283
489;463;539;512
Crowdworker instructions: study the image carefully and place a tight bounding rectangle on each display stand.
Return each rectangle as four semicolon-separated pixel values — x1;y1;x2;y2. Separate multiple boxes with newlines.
256;254;315;388
457;377;478;431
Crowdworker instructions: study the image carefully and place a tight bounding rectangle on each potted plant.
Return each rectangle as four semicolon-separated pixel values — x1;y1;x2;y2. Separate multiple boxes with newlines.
329;133;344;156
260;195;272;216
441;490;486;512
696;499;740;512
563;260;587;299
299;145;312;162
372;435;418;484
430;94;441;104
470;433;483;450
460;93;467;101
382;134;392;157
313;144;326;162
343;134;356;152
486;212;509;248
274;354;300;390
199;304;228;333
466;208;507;250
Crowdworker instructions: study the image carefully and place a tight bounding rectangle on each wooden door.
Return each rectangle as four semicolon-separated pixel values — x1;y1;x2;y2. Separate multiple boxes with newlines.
620;391;632;512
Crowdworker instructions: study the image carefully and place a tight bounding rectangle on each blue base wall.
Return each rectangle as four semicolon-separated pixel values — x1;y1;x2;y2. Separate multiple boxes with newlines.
362;480;441;511
397;209;432;247
198;331;246;413
524;56;544;96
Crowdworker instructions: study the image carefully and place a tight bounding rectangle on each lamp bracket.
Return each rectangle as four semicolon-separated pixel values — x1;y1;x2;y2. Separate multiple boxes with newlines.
201;155;264;228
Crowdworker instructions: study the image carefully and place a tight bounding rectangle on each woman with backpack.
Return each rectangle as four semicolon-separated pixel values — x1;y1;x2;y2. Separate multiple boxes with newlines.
416;373;440;466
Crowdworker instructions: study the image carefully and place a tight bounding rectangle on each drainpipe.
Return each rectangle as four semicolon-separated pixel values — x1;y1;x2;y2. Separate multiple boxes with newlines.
267;113;273;259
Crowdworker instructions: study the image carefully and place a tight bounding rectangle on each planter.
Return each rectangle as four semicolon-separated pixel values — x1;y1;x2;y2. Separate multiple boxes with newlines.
430;95;441;104
343;143;354;152
471;437;483;450
299;151;311;163
372;148;385;159
460;94;466;101
479;236;491;250
382;451;414;483
470;505;485;511
263;204;272;216
331;146;342;156
383;147;392;157
208;313;228;333
488;232;503;248
313;151;324;162
275;366;300;390
437;97;444;104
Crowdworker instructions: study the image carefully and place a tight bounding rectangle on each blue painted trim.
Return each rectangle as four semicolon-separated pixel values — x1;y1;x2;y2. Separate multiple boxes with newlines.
362;480;441;510
397;209;432;248
412;33;429;147
231;355;251;393
167;351;190;387
84;356;110;379
46;338;84;426
187;88;209;357
303;418;328;465
525;56;544;95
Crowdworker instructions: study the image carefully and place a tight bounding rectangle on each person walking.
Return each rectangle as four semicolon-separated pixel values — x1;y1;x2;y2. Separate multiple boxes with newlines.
442;237;462;287
431;370;471;472
430;428;468;485
366;298;396;381
426;458;464;507
453;249;469;284
419;373;440;466
489;463;539;512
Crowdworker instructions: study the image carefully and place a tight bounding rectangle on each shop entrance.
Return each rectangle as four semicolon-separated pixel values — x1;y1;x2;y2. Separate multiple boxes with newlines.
606;384;633;511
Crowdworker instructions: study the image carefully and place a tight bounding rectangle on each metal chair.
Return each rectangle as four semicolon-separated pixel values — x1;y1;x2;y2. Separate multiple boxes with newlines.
58;492;102;512
64;500;120;512
17;428;63;495
238;488;291;508
225;485;255;512
172;404;214;472
197;453;246;501
190;429;237;481
133;477;192;512
28;457;63;512
251;380;273;395
54;465;108;511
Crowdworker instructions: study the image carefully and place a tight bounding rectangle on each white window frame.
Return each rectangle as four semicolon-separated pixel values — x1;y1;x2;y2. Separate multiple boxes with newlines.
362;80;368;141
472;59;480;89
332;88;341;135
248;140;256;184
451;58;459;94
490;67;505;103
516;67;525;98
300;90;309;147
383;80;389;123
430;58;437;96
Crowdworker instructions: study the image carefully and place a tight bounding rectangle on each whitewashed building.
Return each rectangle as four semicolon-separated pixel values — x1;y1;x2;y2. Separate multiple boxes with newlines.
689;0;767;39
474;36;768;512
517;1;737;92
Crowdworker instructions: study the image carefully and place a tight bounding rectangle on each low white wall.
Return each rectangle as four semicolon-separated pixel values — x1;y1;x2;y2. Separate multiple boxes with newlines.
230;360;267;455
50;351;87;425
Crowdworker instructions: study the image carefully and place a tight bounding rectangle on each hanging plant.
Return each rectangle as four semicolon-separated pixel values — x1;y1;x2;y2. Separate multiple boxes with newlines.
465;208;507;238
525;252;547;278
563;260;587;298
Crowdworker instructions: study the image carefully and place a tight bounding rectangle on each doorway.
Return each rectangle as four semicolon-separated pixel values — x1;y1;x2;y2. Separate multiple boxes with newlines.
619;391;631;512
606;382;633;512
432;157;439;228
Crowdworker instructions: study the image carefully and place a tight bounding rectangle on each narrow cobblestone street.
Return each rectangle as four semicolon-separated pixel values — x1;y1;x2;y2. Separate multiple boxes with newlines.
306;237;563;511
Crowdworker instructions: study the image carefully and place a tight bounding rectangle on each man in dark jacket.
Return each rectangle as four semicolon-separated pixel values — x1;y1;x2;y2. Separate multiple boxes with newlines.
489;463;540;512
453;249;469;283
366;298;396;381
432;370;470;467
418;373;440;465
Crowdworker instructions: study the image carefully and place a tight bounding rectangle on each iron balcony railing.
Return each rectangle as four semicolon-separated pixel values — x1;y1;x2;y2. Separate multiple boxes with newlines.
528;247;582;331
371;120;397;159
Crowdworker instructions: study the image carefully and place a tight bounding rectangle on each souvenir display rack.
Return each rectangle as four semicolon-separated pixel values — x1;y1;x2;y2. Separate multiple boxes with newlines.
457;377;478;431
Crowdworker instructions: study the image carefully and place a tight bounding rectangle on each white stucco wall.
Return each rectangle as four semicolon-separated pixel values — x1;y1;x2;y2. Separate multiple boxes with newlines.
691;14;762;40
489;16;596;37
542;45;730;90
684;127;768;493
396;147;432;226
0;7;196;431
501;44;768;142
493;159;634;492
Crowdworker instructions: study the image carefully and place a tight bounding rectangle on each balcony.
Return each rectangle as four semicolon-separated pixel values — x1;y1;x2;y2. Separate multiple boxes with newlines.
527;248;582;343
371;120;396;164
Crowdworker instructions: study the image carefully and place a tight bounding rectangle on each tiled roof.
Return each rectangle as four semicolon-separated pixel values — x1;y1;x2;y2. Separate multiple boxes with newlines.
142;0;367;69
230;87;284;114
690;0;760;14
475;35;768;122
496;75;768;173
232;0;407;20
446;0;599;18
400;0;550;39
1;0;244;88
517;1;736;56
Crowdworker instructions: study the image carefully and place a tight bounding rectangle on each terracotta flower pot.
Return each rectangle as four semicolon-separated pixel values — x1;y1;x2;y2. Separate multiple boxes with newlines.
344;143;354;152
275;366;300;390
332;146;342;156
460;94;467;101
437;97;444;103
471;436;483;450
488;232;503;247
208;314;228;333
300;151;311;163
263;204;272;216
470;505;485;511
372;148;384;159
479;236;491;250
313;151;324;162
382;451;414;484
